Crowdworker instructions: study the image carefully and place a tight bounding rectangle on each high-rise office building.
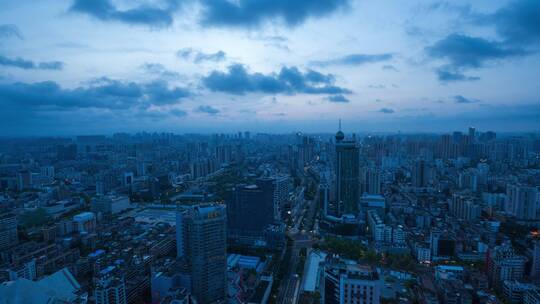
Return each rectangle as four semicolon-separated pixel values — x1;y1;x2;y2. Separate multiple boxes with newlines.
487;242;527;289
271;175;291;218
505;185;538;220
0;212;18;250
295;135;316;169
177;204;227;303
450;194;481;220
411;160;433;188
335;128;360;216
227;182;275;245
258;176;289;221
468;127;476;142
440;134;454;159
361;167;381;195
214;145;232;165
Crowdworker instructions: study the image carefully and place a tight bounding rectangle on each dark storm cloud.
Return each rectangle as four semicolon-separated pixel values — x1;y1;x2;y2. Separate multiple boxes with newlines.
379;108;395;114
196;105;220;115
424;1;540;82
485;0;540;46
436;68;479;83
198;0;350;28
434;1;540;47
202;64;351;95
311;53;393;67
0;78;190;110
143;80;191;104
327;95;350;103
70;0;348;29
0;55;64;70
70;0;182;28
176;48;226;63
426;34;526;69
426;33;527;82
454;95;479;104
0;24;23;40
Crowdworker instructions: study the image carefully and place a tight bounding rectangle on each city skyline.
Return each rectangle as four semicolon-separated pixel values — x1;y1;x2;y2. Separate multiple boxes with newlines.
2;2;540;302
1;121;539;303
1;0;540;135
0;126;533;138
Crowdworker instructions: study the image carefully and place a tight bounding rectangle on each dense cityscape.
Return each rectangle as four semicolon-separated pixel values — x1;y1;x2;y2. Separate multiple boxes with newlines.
2;0;540;303
0;128;539;304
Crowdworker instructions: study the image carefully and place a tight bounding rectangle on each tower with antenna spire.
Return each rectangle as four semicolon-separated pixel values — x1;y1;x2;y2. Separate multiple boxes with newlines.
335;119;345;142
334;120;360;217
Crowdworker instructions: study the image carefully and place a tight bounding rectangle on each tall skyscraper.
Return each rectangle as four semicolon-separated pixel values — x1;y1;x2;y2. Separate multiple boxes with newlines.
258;176;290;221
411;160;433;188
468;126;476;142
297;135;315;168
335;127;360;216
214;145;232;165
440;134;454;159
271;175;291;219
177;204;227;303
0;212;18;250
361;167;381;195
227;181;276;245
505;185;538;220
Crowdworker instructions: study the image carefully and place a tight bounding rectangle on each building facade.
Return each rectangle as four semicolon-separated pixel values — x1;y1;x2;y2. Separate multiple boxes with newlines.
335;130;360;217
177;203;227;303
323;257;380;304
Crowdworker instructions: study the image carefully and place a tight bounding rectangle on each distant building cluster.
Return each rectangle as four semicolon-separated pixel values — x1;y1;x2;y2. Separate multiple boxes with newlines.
0;128;539;303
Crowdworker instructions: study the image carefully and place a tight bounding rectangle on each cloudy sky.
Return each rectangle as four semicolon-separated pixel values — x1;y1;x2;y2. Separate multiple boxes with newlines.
0;0;539;135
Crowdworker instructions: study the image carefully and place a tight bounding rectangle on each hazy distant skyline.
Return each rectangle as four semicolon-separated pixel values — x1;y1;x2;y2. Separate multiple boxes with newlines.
1;0;539;135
